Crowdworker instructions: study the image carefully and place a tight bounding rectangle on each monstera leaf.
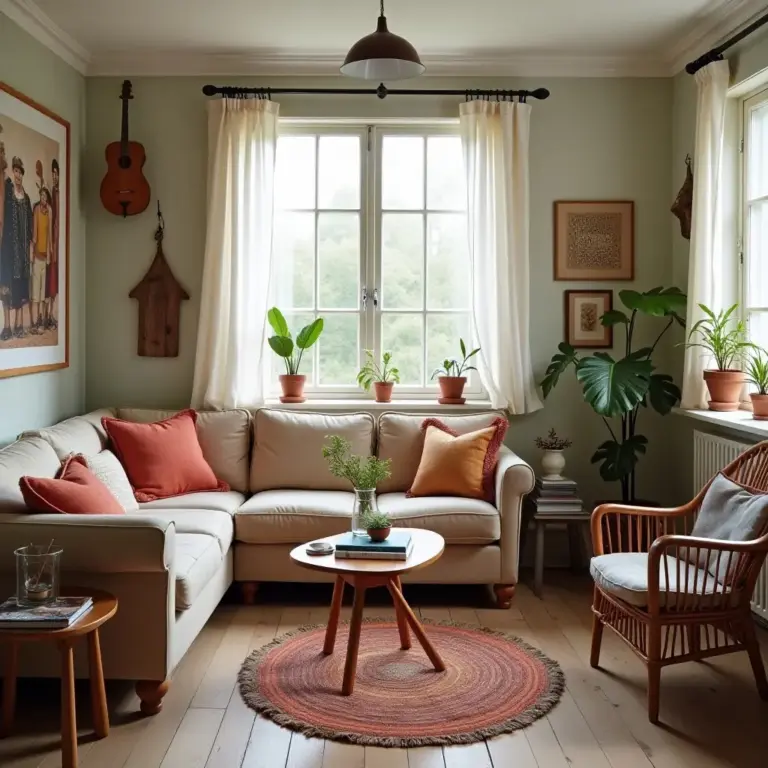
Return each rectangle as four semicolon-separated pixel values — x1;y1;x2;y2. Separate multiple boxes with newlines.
575;353;653;417
541;342;579;398
591;435;649;482
619;286;686;322
601;310;630;327
647;373;681;415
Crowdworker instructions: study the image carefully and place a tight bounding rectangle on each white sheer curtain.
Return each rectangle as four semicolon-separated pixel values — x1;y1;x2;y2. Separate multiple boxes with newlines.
192;98;279;410
460;100;542;414
681;60;731;409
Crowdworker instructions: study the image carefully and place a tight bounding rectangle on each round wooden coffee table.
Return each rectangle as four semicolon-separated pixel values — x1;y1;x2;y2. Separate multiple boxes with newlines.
290;528;445;695
0;588;117;768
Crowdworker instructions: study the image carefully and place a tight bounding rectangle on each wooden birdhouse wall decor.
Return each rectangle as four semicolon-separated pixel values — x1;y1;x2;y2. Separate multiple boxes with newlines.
129;204;189;357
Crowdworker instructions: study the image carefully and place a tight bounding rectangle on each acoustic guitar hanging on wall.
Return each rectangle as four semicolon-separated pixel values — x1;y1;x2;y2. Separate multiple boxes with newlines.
100;79;151;218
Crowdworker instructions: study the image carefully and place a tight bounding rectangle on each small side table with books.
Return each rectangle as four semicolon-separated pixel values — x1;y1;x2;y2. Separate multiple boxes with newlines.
523;476;591;597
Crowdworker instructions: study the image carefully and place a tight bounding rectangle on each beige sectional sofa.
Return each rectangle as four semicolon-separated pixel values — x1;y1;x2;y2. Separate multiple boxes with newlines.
0;406;533;714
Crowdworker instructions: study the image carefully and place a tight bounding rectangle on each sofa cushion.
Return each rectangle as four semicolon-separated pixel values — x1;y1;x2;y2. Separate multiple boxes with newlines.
20;409;114;460
117;408;251;493
137;508;233;554
236;489;355;544
82;450;139;512
140;491;245;516
175;533;223;610
250;410;374;492
377;411;507;493
590;552;727;608
0;437;61;513
378;493;500;544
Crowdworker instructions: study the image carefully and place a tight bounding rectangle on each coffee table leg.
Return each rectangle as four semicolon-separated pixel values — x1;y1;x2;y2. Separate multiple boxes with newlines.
323;576;345;655
392;576;411;650
87;629;109;738
1;641;17;737
387;580;445;672
342;583;366;696
59;642;77;768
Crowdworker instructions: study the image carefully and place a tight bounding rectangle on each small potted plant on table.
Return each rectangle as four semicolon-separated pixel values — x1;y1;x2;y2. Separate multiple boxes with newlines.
267;307;323;403
362;510;393;542
534;428;573;479
746;347;768;420
431;338;480;404
357;349;401;403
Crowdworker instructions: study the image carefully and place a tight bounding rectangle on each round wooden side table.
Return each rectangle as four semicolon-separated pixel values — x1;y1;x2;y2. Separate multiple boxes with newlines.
290;528;445;696
0;588;118;768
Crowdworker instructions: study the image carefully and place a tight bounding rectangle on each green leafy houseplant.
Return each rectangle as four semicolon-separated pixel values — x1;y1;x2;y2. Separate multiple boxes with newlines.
534;428;572;451
746;347;768;420
267;307;323;403
357;350;401;403
432;338;481;404
542;287;686;503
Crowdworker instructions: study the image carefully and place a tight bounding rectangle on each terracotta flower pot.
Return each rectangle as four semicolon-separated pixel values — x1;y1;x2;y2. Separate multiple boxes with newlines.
279;374;306;403
703;370;744;412
374;381;394;403
367;526;391;542
751;393;768;421
438;376;467;405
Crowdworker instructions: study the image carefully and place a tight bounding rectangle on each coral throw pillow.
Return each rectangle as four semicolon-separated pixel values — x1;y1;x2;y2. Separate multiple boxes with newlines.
407;417;508;502
20;455;125;515
102;409;229;502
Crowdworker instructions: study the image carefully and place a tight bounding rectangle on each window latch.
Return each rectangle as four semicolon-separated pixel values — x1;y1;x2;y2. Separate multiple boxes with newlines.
373;288;379;307
361;286;368;309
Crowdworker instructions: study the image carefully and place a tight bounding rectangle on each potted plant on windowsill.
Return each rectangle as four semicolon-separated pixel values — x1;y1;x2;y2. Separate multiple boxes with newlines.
267;307;324;403
431;339;480;405
357;350;401;403
534;428;573;480
682;303;750;412
746;347;768;420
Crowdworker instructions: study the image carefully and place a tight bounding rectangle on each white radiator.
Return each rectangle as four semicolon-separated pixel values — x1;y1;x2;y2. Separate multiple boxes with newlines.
693;430;768;622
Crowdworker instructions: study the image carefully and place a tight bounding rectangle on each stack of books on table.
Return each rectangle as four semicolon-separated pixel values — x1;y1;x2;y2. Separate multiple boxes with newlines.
334;530;413;561
0;596;93;630
529;477;584;516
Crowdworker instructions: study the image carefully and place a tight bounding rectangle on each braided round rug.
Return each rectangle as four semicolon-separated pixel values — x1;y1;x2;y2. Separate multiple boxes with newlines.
238;619;564;747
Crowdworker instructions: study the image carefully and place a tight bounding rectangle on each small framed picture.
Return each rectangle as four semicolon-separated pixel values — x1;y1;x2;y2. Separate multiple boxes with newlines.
565;290;613;349
554;200;634;280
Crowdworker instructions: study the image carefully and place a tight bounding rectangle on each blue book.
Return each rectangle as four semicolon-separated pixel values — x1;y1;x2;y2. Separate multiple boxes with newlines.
335;530;412;554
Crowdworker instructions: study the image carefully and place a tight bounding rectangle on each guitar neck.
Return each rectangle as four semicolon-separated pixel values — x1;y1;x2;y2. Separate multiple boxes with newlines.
120;91;129;159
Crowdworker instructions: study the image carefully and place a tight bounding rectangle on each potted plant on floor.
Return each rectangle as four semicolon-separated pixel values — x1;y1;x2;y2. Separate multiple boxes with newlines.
682;303;750;412
322;435;392;536
534;428;573;480
431;339;480;404
357;349;401;403
267;307;323;403
746;347;768;420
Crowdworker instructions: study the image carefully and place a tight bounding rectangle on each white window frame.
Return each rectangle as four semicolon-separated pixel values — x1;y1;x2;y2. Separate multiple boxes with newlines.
270;119;485;401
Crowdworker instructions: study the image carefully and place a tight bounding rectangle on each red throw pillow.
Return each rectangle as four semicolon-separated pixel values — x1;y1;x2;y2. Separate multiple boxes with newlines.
102;409;229;502
20;455;125;515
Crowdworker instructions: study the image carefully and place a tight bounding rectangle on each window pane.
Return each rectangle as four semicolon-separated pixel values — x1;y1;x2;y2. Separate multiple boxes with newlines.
427;136;465;210
318;136;360;209
749;312;768;351
275;136;315;209
318;313;359;385
747;200;768;308
382;136;424;209
749;102;768;200
318;213;359;310
272;212;314;309
382;213;424;309
427;314;473;383
270;311;316;385
381;313;423;385
427;214;470;310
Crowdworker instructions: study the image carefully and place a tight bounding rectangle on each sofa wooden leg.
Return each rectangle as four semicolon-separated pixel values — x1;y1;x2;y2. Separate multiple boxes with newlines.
241;582;259;605
493;584;516;609
136;680;170;715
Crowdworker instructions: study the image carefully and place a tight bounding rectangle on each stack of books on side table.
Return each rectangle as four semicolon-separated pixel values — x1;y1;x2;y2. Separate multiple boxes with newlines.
335;530;413;561
0;596;93;630
529;476;583;516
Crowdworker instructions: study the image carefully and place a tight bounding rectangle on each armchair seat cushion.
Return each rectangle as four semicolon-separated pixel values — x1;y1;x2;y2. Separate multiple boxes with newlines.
590;552;726;608
378;493;499;544
137;508;233;555
139;491;245;516
175;533;224;610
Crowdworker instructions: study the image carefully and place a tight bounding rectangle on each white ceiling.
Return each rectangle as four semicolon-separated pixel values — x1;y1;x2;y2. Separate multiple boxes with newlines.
4;0;768;76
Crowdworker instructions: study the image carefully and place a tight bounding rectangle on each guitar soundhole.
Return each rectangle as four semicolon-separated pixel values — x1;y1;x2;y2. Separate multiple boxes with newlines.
118;155;133;170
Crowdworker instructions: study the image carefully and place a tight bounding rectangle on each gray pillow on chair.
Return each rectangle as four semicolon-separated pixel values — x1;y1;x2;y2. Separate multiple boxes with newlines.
689;472;768;582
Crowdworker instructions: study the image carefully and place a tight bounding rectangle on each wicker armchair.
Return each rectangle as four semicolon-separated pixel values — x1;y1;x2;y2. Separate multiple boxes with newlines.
590;442;768;724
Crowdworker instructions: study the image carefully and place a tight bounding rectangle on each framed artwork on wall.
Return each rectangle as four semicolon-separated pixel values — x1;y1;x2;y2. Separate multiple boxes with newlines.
565;290;613;348
0;82;69;379
554;200;634;280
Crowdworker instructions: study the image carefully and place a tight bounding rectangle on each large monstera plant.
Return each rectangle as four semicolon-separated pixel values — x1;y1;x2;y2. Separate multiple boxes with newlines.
541;287;686;503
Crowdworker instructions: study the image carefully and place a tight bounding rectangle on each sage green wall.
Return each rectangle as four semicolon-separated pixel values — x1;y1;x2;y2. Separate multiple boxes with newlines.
0;13;86;445
85;75;675;506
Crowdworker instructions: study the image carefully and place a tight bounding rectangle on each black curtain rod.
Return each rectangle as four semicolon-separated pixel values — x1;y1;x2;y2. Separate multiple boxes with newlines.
686;10;768;74
202;83;550;101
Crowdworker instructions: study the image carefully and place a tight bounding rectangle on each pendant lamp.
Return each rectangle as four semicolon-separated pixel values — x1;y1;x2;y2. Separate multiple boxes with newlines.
340;0;425;80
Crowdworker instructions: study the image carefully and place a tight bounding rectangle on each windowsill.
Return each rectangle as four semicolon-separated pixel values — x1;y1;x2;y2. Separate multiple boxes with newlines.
672;407;768;440
265;398;494;412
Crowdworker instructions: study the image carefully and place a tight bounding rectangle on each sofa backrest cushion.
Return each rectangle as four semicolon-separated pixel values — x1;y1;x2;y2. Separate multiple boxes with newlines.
20;409;114;460
0;436;62;513
377;411;507;493
116;408;251;493
250;409;375;492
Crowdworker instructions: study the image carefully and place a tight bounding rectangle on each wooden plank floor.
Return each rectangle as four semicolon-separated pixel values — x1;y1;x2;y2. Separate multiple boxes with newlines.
1;573;767;768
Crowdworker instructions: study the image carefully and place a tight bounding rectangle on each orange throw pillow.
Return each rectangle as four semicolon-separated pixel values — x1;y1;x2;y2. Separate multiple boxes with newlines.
102;409;229;502
20;455;125;515
407;417;508;502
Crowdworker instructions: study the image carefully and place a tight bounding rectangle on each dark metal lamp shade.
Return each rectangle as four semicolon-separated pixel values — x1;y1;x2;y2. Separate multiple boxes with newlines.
340;15;425;80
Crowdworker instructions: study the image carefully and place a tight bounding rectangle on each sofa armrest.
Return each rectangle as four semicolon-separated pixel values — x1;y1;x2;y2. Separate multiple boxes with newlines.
0;513;175;573
495;446;535;584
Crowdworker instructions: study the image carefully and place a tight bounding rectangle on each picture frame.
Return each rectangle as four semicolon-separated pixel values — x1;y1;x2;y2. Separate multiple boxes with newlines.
554;200;634;281
0;82;69;379
565;290;613;349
